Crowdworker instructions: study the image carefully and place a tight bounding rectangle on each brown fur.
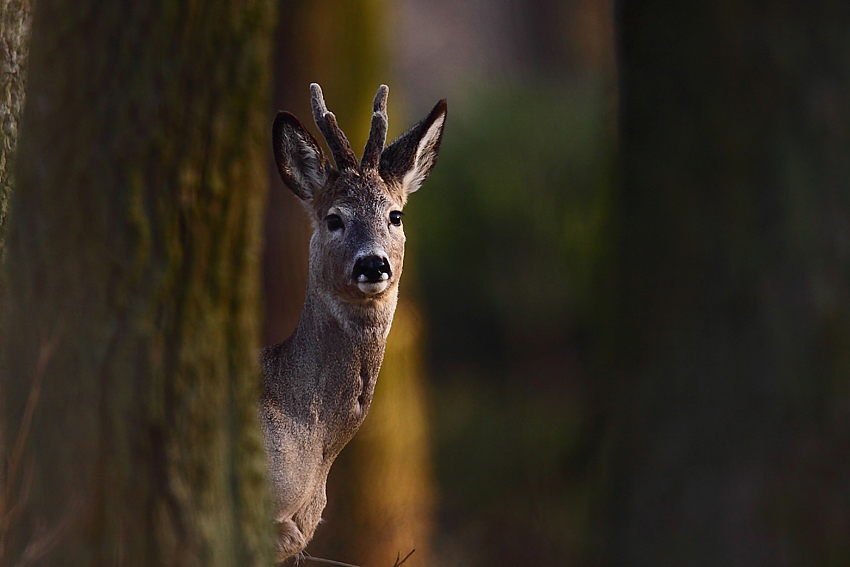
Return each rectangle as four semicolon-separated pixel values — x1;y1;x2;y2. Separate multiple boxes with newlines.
263;84;446;561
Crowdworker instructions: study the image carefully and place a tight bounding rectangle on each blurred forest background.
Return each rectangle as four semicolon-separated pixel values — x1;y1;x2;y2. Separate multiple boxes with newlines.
2;0;849;566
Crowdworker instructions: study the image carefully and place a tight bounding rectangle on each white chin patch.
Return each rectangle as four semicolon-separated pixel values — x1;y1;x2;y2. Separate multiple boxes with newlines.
357;280;389;295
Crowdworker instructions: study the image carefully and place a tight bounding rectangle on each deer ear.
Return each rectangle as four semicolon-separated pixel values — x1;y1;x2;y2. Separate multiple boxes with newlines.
273;111;330;201
380;99;446;196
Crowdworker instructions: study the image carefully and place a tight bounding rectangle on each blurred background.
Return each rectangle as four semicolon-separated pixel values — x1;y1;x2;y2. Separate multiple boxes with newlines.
263;1;850;566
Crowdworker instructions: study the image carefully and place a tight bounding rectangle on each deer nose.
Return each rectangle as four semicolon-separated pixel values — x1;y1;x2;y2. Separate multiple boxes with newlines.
353;255;392;283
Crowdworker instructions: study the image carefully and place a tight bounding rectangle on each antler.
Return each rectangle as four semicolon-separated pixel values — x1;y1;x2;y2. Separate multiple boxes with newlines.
361;85;389;170
310;83;358;171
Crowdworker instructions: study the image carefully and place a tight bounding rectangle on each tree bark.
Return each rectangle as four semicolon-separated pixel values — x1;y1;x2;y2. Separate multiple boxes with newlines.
0;0;32;542
0;0;31;257
613;2;850;565
0;2;275;565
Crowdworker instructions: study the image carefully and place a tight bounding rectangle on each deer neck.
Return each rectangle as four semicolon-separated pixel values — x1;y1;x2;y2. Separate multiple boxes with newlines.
291;280;397;381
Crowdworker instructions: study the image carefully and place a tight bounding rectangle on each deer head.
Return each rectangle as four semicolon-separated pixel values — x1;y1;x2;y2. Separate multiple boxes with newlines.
272;84;446;332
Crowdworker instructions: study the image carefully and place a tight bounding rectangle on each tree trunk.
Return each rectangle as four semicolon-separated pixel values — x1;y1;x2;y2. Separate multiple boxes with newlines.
0;2;275;565
0;0;31;256
0;0;32;540
612;2;850;565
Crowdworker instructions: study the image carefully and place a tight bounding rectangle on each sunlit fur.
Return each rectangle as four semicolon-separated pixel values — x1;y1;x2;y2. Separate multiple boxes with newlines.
263;84;446;561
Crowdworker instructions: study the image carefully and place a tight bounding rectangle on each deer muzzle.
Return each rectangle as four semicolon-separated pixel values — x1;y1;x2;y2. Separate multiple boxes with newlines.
352;255;392;295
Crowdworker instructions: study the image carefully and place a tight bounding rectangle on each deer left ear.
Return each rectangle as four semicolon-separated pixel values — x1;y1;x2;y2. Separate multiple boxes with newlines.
273;111;330;202
380;99;447;196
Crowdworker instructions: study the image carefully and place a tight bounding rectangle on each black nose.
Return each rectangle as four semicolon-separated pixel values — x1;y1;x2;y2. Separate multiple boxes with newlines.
353;255;392;283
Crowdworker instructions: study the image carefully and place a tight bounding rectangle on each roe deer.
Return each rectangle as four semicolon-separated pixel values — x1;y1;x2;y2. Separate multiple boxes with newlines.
261;83;446;562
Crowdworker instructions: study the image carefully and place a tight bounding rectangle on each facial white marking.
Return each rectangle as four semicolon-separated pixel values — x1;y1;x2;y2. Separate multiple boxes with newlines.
357;280;390;295
356;273;388;282
328;206;350;216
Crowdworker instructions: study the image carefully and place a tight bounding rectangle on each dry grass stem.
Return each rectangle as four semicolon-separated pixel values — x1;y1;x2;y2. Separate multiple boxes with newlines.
301;549;415;567
390;549;415;567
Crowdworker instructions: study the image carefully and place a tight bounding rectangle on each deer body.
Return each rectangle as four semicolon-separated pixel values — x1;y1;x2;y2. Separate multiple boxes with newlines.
261;84;446;561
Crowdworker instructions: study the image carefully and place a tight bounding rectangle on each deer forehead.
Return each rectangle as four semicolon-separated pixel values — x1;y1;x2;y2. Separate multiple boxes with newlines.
314;172;403;219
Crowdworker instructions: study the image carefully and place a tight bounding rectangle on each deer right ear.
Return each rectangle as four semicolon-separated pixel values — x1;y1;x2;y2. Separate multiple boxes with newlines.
380;99;447;197
273;111;330;201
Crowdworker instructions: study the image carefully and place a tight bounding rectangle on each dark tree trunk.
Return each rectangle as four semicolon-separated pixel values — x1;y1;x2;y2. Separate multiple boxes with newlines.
0;2;276;565
0;0;31;257
612;2;850;565
0;0;32;523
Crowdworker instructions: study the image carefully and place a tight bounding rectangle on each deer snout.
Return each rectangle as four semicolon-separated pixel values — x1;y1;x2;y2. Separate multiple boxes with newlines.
352;255;392;295
353;255;391;282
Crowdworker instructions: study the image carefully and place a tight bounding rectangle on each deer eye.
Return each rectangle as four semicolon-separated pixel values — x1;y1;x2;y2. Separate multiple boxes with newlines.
325;214;344;231
389;211;403;226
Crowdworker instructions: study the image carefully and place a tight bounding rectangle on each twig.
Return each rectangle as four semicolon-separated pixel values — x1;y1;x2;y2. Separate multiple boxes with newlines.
391;550;415;567
301;549;415;567
302;555;364;567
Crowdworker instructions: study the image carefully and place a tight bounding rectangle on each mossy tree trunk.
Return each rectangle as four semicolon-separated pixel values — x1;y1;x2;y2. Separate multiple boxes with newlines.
0;2;276;565
612;2;850;565
0;0;31;554
0;0;30;255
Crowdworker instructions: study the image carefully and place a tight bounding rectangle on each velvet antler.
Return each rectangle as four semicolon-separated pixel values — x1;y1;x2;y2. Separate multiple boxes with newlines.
310;83;358;171
361;85;389;170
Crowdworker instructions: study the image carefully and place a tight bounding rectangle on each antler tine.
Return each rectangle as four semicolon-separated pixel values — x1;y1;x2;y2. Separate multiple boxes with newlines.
310;83;358;171
361;84;389;170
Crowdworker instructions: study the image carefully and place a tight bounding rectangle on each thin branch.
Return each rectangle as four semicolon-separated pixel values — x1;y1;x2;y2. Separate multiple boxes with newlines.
301;548;415;567
391;549;415;567
302;555;364;567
